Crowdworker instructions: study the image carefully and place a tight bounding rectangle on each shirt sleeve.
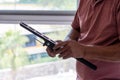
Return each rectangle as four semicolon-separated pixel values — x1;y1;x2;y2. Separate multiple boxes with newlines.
116;1;120;40
71;10;80;32
71;2;81;32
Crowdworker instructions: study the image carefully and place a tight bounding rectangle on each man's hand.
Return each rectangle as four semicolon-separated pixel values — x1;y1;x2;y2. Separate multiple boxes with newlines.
52;40;85;59
46;40;62;57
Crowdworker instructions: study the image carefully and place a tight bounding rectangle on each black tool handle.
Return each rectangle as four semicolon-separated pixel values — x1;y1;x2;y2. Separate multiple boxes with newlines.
76;58;97;70
19;22;97;70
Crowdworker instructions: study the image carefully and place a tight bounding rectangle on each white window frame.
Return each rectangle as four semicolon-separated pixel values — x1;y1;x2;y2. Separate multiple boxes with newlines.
0;0;79;25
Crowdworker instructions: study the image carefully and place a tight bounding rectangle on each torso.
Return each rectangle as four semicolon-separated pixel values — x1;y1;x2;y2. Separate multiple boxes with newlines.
72;0;120;80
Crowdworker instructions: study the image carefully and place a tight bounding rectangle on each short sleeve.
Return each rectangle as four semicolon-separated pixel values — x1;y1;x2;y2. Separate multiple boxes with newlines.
116;1;120;40
71;10;80;32
71;2;81;32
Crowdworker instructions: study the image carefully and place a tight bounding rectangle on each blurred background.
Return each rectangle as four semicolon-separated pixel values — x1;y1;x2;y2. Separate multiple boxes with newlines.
0;0;79;80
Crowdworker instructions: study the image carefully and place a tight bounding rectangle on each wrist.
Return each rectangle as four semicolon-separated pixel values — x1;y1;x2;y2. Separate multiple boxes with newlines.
82;45;86;58
64;37;71;41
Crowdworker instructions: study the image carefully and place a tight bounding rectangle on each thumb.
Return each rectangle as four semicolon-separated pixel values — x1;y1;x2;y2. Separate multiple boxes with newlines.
55;40;63;44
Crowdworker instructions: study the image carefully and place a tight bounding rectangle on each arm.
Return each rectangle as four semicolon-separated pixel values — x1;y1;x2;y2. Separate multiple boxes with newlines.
87;2;120;62
84;43;120;62
64;28;80;41
55;39;120;62
84;2;120;62
46;28;80;57
55;32;120;62
63;29;120;61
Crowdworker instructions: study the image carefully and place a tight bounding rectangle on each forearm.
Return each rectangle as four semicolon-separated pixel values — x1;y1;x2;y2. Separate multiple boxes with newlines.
64;28;120;62
84;43;120;62
64;28;80;41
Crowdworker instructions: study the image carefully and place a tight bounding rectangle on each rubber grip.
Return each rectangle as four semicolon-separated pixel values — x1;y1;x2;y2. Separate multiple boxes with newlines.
76;58;97;70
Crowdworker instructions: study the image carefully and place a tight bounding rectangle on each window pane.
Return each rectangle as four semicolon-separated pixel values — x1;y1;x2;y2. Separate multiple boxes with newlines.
0;24;76;80
0;0;77;10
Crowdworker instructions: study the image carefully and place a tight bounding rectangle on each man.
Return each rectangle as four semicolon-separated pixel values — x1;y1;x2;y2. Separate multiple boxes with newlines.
46;0;120;80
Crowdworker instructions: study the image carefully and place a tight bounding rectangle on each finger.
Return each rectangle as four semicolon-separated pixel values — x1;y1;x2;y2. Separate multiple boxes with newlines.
46;47;52;53
46;47;56;57
55;40;62;44
58;46;70;58
62;52;72;59
56;40;62;43
59;49;72;59
62;54;72;59
54;44;69;54
62;50;73;59
53;41;68;50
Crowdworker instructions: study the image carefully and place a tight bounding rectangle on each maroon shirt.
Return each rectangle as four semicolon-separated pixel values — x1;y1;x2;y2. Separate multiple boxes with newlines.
72;0;120;80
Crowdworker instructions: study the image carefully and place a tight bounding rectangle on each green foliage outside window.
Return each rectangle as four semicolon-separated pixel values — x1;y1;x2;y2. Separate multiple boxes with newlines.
0;27;70;69
0;30;29;69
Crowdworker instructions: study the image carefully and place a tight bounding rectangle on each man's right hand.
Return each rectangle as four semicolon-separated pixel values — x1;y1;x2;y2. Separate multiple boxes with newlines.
46;40;62;57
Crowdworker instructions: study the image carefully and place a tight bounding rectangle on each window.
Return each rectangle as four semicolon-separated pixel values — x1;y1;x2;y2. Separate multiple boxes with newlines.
24;34;36;47
0;24;76;80
0;0;79;80
0;0;77;10
0;0;78;24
